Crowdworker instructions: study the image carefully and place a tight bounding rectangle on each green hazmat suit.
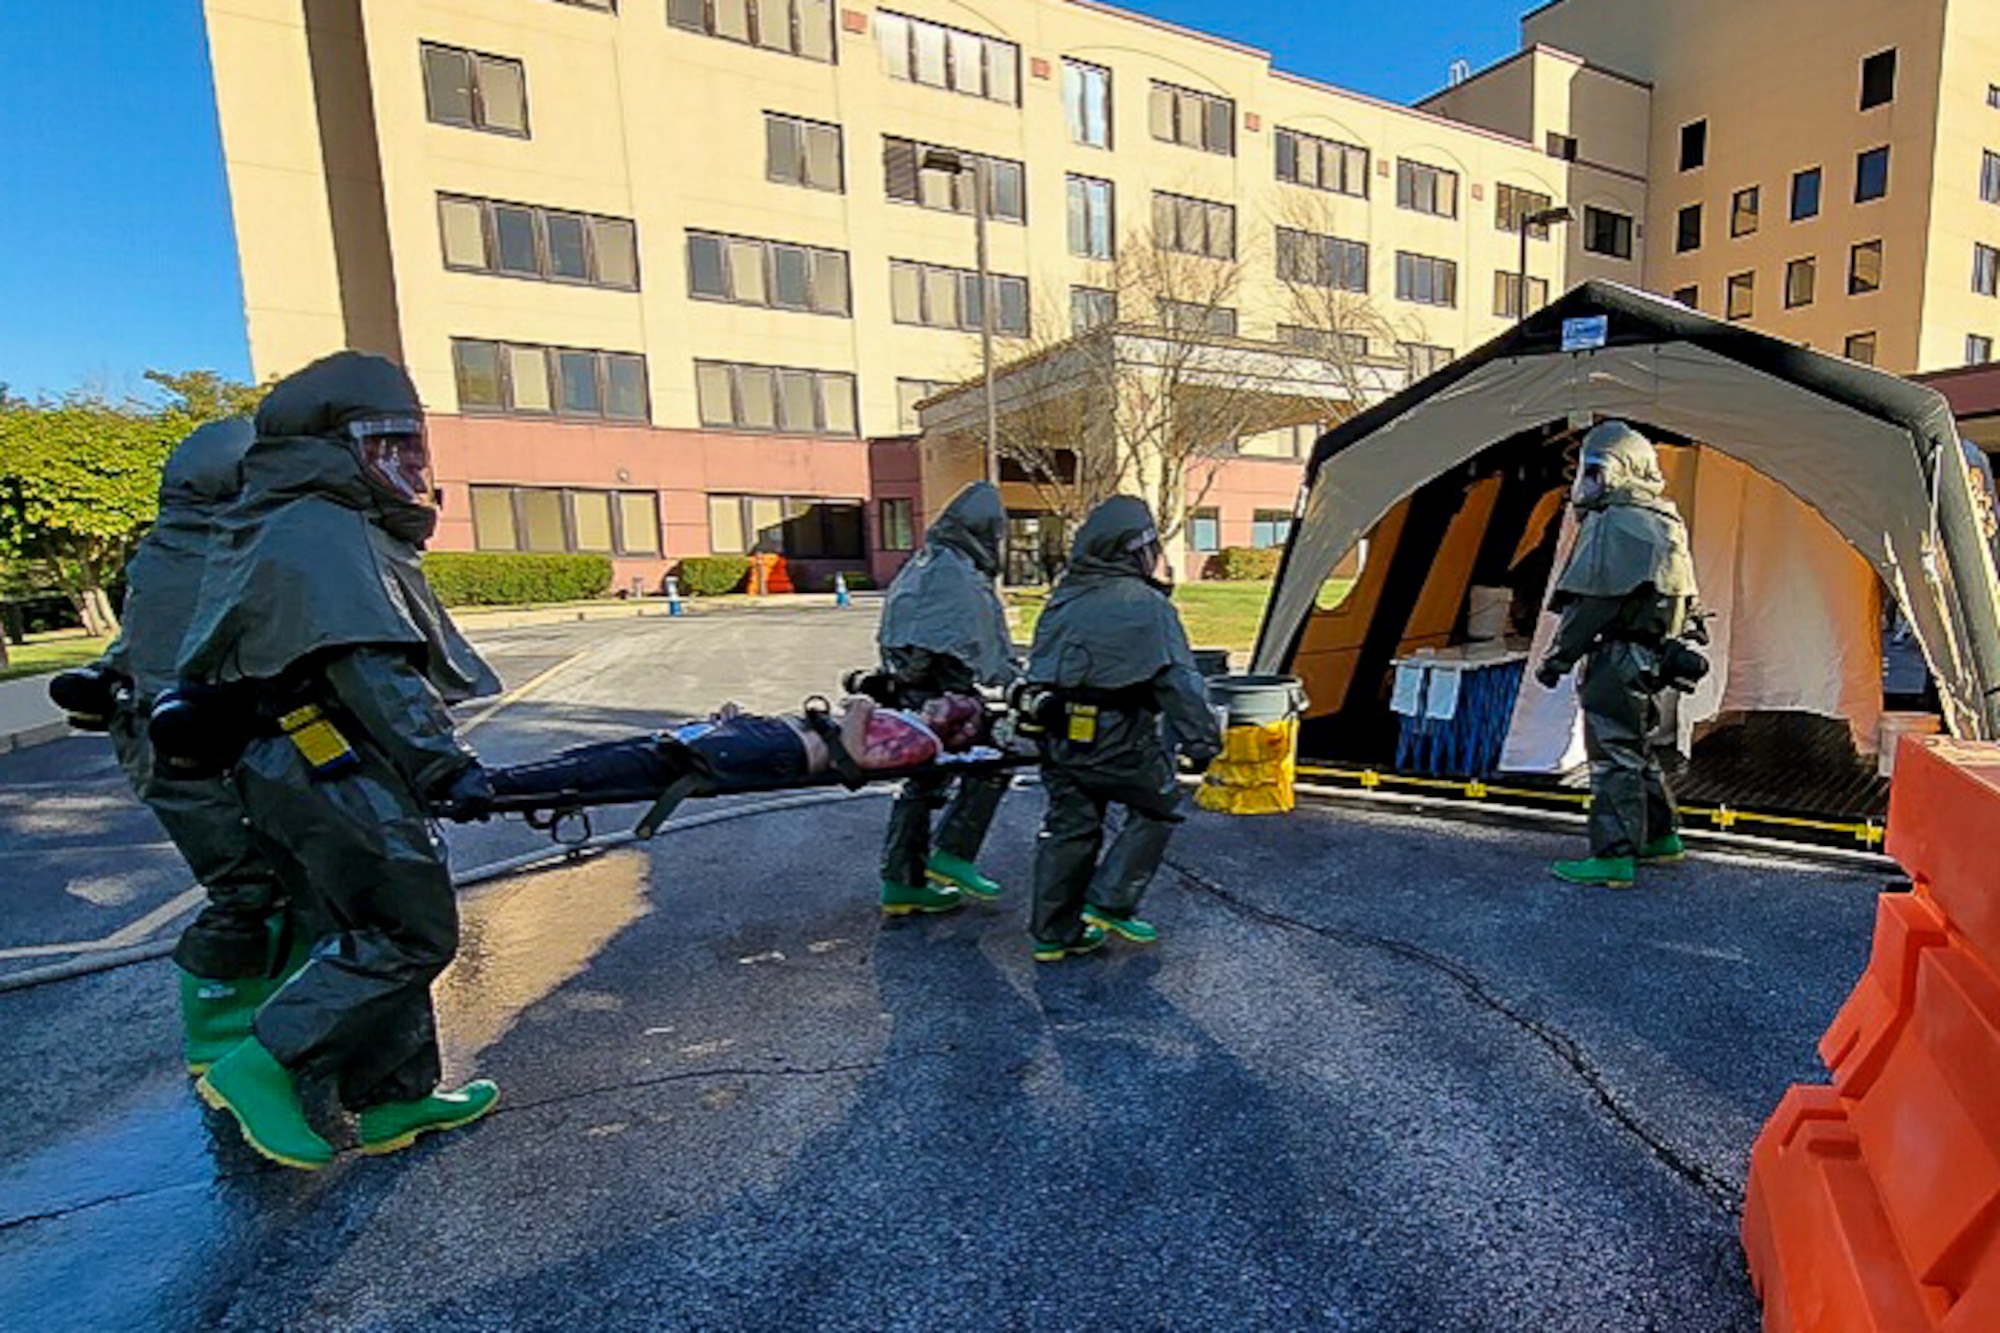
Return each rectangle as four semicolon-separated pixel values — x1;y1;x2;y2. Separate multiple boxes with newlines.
177;350;497;1112
1540;421;1699;861
1024;496;1221;946
99;418;301;982
875;482;1019;890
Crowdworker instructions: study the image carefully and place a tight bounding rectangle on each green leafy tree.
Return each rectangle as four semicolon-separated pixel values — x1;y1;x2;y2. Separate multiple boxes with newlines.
144;368;270;423
0;396;192;636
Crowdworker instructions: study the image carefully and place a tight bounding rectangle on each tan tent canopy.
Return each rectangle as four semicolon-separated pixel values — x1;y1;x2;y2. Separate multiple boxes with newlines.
1255;282;2000;750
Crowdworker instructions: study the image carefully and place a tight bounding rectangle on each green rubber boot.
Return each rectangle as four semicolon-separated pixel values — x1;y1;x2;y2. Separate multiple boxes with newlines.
880;879;965;916
195;1037;335;1170
1083;909;1159;944
358;1079;500;1156
1033;924;1108;963
178;969;279;1077
1639;833;1688;865
926;851;1001;902
1551;856;1638;889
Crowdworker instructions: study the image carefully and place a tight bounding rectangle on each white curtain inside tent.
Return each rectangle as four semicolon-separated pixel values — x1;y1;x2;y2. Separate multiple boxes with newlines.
1497;448;1885;773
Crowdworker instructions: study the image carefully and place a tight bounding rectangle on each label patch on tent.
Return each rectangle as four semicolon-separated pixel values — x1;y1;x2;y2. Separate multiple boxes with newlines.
1562;316;1609;351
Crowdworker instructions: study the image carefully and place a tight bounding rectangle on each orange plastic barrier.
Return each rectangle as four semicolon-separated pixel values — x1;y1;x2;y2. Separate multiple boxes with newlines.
1743;736;2000;1333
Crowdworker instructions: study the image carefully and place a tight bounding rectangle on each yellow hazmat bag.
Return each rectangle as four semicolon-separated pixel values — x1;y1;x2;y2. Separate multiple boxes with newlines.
1196;719;1299;815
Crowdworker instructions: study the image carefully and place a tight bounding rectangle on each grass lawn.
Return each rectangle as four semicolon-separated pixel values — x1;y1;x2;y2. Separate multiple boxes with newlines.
0;633;113;682
1008;580;1277;653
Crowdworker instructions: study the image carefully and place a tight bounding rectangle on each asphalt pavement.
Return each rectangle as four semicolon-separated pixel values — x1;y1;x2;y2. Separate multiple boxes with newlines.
0;607;1884;1331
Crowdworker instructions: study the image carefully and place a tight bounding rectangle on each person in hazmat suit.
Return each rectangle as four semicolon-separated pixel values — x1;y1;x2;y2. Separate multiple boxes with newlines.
1533;420;1701;889
48;419;313;1076
872;481;1019;916
1022;496;1221;960
166;351;502;1170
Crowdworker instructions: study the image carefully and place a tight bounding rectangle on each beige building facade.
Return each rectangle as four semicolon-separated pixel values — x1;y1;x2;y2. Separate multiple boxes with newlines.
201;0;1994;589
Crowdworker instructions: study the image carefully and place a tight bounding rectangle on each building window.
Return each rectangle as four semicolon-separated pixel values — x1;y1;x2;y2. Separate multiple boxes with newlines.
1399;342;1454;379
1189;509;1220;553
1851;239;1884;294
452;339;649;421
894;378;952;434
1157;300;1236;337
881;138;1025;224
708;494;866;558
437;195;639;290
1151;192;1236;260
889;259;1029;336
1276;228;1368;293
1791;167;1822;221
1279;325;1370;360
1982;150;2000;205
1676;202;1703;252
874;10;1018;103
1582;205;1633;259
1276;127;1369;198
1730;185;1760;237
1856;146;1891;202
1990;85;2000;110
1493;272;1550;319
1251;510;1293;549
765;113;843;192
686;231;849;316
1784;257;1817;308
668;0;836;62
1395;252;1457;307
471;485;660;556
695;361;858;436
1547;131;1578;162
1860;48;1897;110
1395;159;1459;217
1969;335;1995;366
1725;270;1754;321
879;497;916;550
1975;244;2000;297
1064;59;1111;148
1496;183;1555;237
1148;80;1234;155
1845;332;1877;365
1672;285;1699;308
1067;176;1115;259
1679;119;1707;171
421;44;528;137
1071;286;1116;333
550;0;615;9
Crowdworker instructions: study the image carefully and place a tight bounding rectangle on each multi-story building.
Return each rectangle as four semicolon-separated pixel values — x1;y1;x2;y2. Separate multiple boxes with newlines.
1435;0;2000;376
207;0;1994;590
202;0;1645;587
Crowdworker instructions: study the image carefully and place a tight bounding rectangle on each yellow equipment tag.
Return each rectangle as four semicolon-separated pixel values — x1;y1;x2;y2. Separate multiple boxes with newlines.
278;704;360;777
1066;704;1099;745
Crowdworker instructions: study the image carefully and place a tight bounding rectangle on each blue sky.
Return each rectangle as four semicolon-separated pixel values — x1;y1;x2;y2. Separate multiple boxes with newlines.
0;1;1525;402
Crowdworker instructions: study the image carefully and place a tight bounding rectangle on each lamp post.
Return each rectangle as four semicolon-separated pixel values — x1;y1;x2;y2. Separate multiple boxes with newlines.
922;148;1000;486
1517;205;1574;321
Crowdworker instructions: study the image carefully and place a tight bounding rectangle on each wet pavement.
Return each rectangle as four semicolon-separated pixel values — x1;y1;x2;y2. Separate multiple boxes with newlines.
0;607;1884;1331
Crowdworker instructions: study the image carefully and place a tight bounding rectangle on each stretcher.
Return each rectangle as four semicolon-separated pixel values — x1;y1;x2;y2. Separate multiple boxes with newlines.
480;728;1037;846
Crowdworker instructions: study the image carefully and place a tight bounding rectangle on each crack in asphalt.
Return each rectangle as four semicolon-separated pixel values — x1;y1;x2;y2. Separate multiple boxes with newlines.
1167;855;1746;1219
0;1054;946;1234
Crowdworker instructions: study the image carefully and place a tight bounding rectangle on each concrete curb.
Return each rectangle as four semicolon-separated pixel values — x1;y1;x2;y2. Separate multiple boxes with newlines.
453;593;879;632
0;717;72;756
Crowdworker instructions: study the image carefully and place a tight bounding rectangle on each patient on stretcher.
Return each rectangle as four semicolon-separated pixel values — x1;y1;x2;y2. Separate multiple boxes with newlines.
483;693;990;810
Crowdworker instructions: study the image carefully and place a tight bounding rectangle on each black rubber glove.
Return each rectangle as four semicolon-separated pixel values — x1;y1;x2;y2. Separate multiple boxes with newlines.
48;666;123;731
1534;658;1566;690
1182;744;1220;775
433;763;496;822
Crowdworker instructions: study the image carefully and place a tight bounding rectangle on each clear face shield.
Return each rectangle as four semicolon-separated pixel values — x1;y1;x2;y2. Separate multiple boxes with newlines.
1125;527;1166;582
1571;458;1609;507
346;415;434;508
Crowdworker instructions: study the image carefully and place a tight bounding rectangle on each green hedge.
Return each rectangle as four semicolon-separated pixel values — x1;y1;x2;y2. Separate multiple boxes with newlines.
423;552;614;607
819;570;876;592
1202;547;1282;581
673;555;752;596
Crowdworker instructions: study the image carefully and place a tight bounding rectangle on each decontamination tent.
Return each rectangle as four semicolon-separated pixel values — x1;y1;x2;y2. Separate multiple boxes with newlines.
1252;281;2000;814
